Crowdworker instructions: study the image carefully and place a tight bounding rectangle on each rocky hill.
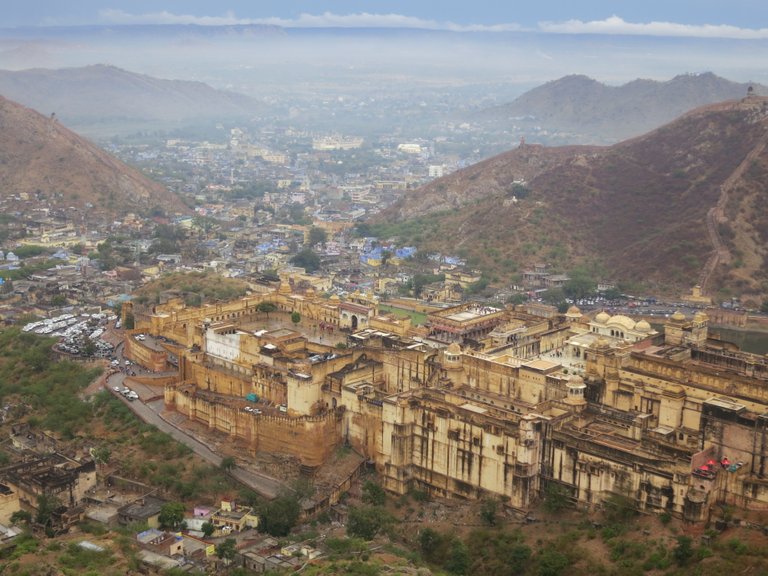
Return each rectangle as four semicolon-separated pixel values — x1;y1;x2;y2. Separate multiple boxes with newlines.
476;73;766;144
0;64;258;135
381;96;768;302
0;94;187;218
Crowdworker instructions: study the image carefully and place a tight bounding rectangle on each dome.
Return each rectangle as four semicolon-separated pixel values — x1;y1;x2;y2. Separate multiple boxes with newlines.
594;311;610;324
635;319;652;333
565;305;582;317
568;373;585;387
609;314;636;331
446;342;462;355
329;294;340;302
670;310;686;322
694;311;709;323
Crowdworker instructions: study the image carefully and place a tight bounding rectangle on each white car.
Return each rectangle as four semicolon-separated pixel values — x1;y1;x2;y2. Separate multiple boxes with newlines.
113;386;121;392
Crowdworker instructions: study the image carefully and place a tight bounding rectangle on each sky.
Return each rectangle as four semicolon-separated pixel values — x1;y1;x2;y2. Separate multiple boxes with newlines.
4;1;768;38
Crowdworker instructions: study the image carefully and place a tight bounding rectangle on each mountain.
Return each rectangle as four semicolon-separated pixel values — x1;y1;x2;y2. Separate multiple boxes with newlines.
0;94;187;218
476;73;766;144
380;96;768;301
0;65;258;135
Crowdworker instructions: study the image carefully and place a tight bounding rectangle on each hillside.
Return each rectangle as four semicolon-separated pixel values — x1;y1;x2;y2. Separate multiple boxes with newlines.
0;94;187;218
0;64;258;135
476;73;766;144
380;96;768;302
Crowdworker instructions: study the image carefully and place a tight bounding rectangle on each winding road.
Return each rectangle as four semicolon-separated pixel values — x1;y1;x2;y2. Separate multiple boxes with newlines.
103;369;285;499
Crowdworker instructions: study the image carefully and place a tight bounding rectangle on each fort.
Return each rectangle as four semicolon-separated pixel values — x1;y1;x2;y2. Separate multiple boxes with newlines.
126;286;768;522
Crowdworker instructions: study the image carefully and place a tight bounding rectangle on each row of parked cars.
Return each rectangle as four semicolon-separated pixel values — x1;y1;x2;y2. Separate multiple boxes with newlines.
114;386;139;401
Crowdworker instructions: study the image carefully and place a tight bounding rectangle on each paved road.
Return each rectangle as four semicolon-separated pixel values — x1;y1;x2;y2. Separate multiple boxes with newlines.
104;371;284;499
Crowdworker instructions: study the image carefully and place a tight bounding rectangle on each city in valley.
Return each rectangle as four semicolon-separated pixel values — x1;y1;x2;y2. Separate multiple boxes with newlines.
1;3;768;575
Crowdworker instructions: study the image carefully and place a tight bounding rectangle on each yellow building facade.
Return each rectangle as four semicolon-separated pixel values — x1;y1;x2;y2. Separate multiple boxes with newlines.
131;290;768;520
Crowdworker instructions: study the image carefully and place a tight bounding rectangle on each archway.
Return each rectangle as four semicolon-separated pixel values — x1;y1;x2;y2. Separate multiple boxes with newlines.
351;315;359;330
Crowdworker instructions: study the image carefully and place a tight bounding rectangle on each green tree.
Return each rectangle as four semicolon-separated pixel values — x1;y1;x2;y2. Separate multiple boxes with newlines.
602;287;623;301
466;529;531;576
285;203;309;225
220;456;236;471
362;480;386;506
201;521;215;538
259;495;301;537
347;505;391;541
419;528;445;564
542;288;566;307
36;494;62;529
537;547;569;576
82;337;97;357
543;483;570;513
507;293;528;305
479;496;498;526
466;276;490;296
291;248;321;272
23;346;50;372
603;493;637;525
446;539;469;575
563;268;596;300
673;535;694;566
308;226;328;247
291;311;301;326
10;509;32;525
216;537;237;564
91;446;111;465
51;294;67;306
256;302;277;317
158;502;186;531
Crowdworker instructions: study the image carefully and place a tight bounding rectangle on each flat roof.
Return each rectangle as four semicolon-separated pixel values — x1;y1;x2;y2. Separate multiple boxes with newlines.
446;311;483;322
459;403;488;414
704;397;746;412
522;359;560;372
267;328;298;339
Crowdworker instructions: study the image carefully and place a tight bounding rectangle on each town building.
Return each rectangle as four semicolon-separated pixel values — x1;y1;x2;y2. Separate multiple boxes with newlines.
128;285;768;521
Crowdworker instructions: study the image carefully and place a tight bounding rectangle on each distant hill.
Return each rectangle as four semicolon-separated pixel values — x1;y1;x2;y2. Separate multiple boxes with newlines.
0;94;187;218
380;96;768;302
476;73;767;144
0;64;258;135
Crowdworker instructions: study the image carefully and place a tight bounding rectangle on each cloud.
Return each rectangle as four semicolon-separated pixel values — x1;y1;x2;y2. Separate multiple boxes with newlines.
98;9;523;32
98;9;247;26
97;10;768;39
539;15;768;40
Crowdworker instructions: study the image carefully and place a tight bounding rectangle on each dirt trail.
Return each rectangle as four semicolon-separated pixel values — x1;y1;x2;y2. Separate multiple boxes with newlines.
699;128;768;293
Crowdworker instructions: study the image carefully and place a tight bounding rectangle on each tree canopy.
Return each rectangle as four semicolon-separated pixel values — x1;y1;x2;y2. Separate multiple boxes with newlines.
158;502;186;530
258;495;301;537
291;248;321;273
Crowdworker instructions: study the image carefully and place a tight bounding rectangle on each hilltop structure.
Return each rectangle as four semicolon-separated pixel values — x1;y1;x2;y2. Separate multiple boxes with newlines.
126;286;768;522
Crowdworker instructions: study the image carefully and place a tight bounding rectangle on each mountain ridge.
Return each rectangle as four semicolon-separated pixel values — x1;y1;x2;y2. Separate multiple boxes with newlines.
0;64;258;135
381;96;768;302
476;72;767;144
0;94;187;219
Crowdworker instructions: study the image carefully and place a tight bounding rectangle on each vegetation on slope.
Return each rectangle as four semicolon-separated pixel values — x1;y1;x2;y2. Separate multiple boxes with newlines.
132;270;250;307
379;97;768;300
